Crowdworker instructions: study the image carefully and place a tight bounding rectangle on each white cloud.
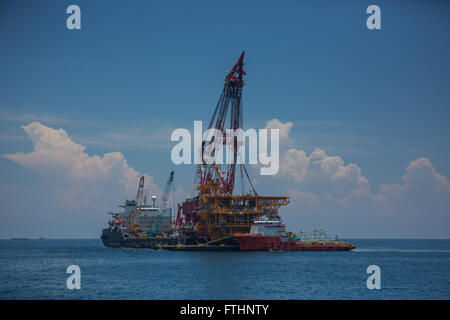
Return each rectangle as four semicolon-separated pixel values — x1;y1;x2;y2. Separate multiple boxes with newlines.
3;122;161;208
265;118;293;141
274;143;450;236
265;119;450;237
401;157;450;194
274;150;449;238
279;146;450;213
375;157;450;217
279;148;370;203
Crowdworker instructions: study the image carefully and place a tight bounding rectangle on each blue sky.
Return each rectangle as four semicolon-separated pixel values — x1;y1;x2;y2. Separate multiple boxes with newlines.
1;0;449;238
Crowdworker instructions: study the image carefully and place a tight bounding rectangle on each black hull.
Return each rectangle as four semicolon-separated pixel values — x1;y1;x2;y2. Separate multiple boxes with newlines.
101;228;240;250
101;228;178;248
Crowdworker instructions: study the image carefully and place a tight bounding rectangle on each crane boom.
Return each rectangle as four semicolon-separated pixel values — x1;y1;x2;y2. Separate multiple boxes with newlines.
161;171;174;210
197;51;252;195
136;176;145;205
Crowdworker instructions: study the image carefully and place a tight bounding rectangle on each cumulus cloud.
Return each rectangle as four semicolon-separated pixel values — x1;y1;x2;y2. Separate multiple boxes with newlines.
279;148;370;203
375;157;450;216
3;122;161;208
272;143;450;237
260;117;450;238
265;118;293;141
383;158;450;195
273;140;450;234
278;146;450;210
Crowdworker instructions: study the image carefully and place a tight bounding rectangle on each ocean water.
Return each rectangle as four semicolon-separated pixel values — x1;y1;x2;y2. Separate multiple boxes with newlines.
0;239;449;300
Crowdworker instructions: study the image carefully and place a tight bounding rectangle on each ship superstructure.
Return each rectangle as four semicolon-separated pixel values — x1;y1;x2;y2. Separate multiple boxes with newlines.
101;172;177;247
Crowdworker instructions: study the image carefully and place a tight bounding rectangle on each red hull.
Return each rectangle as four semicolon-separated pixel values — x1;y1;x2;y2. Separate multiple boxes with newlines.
234;233;355;251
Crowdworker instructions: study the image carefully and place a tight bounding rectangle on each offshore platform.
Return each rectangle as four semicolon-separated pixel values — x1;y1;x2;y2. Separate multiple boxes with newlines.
101;52;355;251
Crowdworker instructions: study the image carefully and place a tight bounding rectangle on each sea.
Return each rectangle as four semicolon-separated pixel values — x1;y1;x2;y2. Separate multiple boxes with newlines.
0;239;449;300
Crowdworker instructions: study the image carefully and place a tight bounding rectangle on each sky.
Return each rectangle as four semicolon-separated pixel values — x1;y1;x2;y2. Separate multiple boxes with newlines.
0;0;449;238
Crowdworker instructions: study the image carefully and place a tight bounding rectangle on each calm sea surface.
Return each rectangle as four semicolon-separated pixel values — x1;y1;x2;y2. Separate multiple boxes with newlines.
0;239;449;299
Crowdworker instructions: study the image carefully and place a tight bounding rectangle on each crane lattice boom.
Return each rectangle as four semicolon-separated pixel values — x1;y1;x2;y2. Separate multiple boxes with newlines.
198;51;251;195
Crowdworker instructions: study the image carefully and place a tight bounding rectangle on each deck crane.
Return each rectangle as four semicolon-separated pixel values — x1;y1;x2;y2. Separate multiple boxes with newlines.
149;171;174;236
136;176;145;206
161;171;174;210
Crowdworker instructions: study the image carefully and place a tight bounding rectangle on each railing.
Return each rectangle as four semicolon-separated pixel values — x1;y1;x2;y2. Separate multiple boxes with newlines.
292;229;337;241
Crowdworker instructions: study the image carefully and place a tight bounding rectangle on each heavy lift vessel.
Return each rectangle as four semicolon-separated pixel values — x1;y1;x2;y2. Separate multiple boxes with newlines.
101;52;355;251
174;51;290;248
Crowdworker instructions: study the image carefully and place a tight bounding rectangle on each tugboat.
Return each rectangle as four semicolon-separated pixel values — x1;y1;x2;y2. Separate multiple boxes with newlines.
234;216;355;251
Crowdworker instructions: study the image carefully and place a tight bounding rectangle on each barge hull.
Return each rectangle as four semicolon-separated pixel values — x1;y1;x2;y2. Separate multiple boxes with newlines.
101;228;240;250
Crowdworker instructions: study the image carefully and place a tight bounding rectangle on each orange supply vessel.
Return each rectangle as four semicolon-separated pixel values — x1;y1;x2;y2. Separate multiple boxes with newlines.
234;217;355;251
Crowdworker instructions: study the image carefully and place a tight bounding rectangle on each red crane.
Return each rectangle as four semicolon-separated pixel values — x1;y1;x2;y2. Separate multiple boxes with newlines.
178;52;257;230
196;51;255;195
